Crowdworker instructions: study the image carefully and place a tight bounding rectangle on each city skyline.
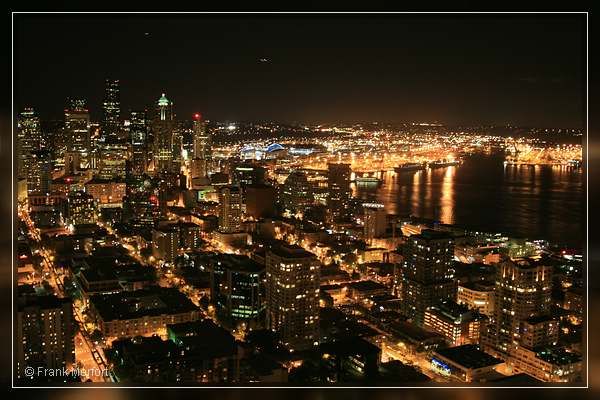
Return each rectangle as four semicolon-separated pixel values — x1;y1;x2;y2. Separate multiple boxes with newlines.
13;12;586;387
14;14;585;128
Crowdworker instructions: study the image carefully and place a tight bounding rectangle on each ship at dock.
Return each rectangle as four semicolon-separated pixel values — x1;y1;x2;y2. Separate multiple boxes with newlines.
427;159;461;169
394;162;427;173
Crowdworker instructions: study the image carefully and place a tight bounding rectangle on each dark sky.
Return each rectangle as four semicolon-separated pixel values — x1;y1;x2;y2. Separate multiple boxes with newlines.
14;13;586;127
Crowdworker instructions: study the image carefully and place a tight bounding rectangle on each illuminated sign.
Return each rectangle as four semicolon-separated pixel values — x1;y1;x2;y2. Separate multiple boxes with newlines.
431;358;451;376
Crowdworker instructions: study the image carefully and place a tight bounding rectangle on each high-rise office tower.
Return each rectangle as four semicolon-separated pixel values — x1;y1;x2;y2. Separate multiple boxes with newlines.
210;254;266;330
218;185;242;233
67;191;97;226
17;108;42;179
153;93;175;174
97;142;128;180
64;98;90;168
266;244;320;351
124;192;160;229
16;294;75;381
398;229;456;326
327;163;351;223
27;150;52;195
280;170;313;216
489;258;553;354
233;163;266;188
191;113;212;179
363;202;386;243
102;79;121;141
129;110;147;177
152;226;181;262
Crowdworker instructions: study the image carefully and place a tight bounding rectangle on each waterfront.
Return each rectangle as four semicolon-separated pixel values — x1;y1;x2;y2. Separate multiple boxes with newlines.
354;152;584;248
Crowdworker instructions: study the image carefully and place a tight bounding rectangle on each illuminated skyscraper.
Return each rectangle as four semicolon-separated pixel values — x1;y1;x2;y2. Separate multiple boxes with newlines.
97;142;128;180
266;244;320;351
218;185;242;233
153;93;175;174
488;258;553;354
64;98;90;167
17;108;42;179
16;294;75;381
398;229;456;326
129;110;148;177
363;202;386;243
280;170;313;216
67;191;97;226
327;163;351;223
210;254;266;330
191;113;212;179
27;150;52;195
102;79;121;140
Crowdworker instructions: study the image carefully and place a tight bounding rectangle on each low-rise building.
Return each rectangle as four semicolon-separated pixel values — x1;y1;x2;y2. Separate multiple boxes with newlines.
457;281;495;317
88;287;200;338
85;178;127;206
507;345;582;383
424;301;486;346
430;344;504;383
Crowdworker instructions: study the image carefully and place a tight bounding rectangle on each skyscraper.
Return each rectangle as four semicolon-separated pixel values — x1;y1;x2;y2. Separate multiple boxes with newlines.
67;191;97;226
266;244;320;351
280;170;313;216
218;185;242;233
210;254;266;330
488;257;553;354
17;294;75;381
102;79;121;141
363;202;386;243
129;110;148;177
327;163;351;223
153;93;175;174
97;142;128;180
398;229;456;326
191;113;212;179
27;150;52;195
17;108;42;179
64;98;90;168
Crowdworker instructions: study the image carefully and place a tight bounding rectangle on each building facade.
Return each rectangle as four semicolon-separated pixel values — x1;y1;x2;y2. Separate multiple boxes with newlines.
266;244;320;351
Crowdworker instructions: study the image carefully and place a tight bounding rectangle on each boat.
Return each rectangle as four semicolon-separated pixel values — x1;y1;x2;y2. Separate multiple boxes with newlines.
428;159;461;169
394;162;426;173
354;176;382;184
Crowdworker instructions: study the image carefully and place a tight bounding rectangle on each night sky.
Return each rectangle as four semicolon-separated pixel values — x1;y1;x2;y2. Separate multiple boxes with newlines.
14;13;586;127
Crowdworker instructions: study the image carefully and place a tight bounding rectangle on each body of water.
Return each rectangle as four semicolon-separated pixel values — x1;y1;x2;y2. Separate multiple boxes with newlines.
353;152;584;248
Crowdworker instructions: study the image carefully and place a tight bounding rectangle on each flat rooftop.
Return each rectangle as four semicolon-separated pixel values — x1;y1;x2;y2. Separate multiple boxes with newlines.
413;229;454;241
390;321;445;343
535;347;581;366
90;287;198;321
524;314;556;325
347;280;388;292
269;243;316;259
434;345;503;370
213;254;264;273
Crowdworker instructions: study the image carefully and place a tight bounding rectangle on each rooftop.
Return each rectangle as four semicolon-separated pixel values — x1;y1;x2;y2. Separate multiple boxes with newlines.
523;314;556;325
412;229;454;241
268;243;316;259
389;321;445;343
347;280;388;293
167;319;237;358
90;286;198;321
535;347;581;366
434;345;503;370
213;254;264;273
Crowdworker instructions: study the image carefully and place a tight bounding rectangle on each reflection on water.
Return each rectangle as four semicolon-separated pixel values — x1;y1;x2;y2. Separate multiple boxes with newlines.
353;153;584;247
